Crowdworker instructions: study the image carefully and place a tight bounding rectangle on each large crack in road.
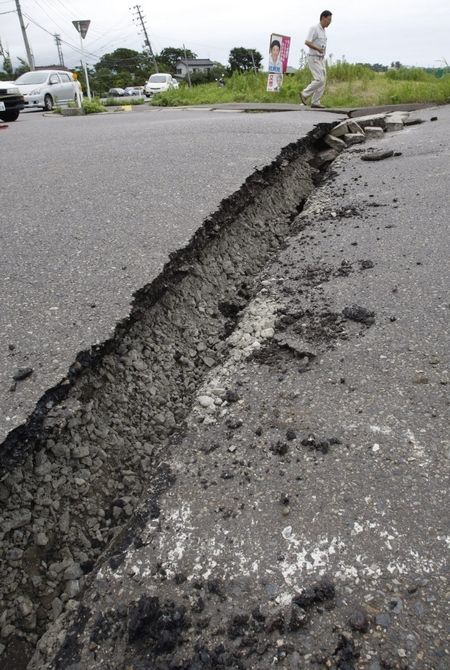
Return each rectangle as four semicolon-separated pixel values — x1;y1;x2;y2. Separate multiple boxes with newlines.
0;122;337;669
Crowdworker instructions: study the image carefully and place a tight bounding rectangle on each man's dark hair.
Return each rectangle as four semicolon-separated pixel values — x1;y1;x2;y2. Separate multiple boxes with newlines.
320;10;332;18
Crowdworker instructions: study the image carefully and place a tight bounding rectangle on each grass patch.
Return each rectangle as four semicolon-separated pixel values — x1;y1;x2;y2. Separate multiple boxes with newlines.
81;98;107;114
150;65;450;108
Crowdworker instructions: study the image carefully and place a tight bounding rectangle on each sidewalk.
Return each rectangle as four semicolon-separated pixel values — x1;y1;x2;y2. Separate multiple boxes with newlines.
167;101;434;117
26;106;450;669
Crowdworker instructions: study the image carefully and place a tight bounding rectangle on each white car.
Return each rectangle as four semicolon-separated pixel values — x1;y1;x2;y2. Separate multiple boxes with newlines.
15;70;80;111
144;73;179;97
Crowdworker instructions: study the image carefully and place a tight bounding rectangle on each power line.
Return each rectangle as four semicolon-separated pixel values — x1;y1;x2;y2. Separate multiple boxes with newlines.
22;5;139;62
88;30;139;53
43;0;106;40
22;11;100;60
27;0;75;42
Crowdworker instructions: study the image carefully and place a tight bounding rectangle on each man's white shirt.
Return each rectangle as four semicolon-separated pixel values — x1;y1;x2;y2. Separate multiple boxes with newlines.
306;23;327;56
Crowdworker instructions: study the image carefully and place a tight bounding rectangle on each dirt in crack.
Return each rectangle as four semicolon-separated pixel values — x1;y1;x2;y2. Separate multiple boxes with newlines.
0;123;336;669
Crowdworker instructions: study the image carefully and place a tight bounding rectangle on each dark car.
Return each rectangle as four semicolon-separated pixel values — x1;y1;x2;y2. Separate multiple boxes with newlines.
0;83;25;122
123;86;144;96
107;87;125;97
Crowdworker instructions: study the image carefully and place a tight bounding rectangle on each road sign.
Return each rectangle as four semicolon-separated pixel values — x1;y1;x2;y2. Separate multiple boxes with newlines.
72;20;90;39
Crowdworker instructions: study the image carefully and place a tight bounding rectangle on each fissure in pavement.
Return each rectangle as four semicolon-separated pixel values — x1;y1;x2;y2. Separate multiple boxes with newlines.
0;122;338;668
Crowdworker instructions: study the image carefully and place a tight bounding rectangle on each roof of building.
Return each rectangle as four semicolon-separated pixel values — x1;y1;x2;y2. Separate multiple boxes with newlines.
177;59;214;66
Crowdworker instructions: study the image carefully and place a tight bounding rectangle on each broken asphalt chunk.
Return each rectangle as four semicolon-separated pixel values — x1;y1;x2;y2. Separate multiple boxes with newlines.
360;150;394;162
348;608;370;633
404;117;424;126
292;576;336;609
270;440;289;456
325;134;347;151
225;389;239;403
359;259;375;270
300;434;341;454
364;126;384;139
344;132;366;146
13;367;34;381
274;334;317;360
309;148;338;169
342;304;375;325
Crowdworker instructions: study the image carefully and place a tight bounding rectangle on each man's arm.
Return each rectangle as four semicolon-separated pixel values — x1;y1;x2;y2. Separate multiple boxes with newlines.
304;39;325;54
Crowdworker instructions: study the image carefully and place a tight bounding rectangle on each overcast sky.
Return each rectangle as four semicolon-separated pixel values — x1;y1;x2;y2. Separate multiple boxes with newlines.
1;0;448;72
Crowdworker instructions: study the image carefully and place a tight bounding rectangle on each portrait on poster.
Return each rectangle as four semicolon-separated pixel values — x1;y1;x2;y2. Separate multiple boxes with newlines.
268;35;283;73
266;73;283;92
267;33;291;90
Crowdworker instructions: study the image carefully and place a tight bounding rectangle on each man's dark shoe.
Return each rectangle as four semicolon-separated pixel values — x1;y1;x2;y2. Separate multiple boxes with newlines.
300;92;308;105
311;103;325;108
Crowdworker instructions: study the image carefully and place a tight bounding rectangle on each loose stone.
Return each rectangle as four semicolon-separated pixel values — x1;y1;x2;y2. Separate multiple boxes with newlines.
12;367;34;381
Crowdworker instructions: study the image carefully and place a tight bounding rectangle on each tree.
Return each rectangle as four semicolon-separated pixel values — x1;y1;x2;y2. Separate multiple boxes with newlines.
158;47;197;72
186;64;229;86
91;48;154;93
14;57;30;78
228;47;262;73
356;62;387;72
95;48;152;77
0;39;14;78
90;67;115;94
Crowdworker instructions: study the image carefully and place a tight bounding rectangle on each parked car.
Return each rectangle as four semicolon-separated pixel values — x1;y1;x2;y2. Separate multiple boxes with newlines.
15;70;79;111
123;86;144;96
0;82;24;122
144;74;178;97
107;87;125;97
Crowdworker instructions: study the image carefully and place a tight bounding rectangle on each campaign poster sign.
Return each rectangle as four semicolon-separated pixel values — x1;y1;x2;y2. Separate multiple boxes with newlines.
268;33;291;74
266;73;283;92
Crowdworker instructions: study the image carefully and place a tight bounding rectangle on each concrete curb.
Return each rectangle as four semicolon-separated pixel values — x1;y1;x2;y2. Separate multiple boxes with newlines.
40;101;444;119
153;102;440;117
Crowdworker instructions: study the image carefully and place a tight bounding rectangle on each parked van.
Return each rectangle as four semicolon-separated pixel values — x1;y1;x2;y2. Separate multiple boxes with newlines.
15;70;81;111
144;73;179;97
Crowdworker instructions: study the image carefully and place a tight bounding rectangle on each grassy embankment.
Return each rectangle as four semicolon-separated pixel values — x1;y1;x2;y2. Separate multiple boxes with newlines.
151;64;450;108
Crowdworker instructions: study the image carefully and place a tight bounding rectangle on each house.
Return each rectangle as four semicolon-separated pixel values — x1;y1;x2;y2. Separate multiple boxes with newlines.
176;58;214;78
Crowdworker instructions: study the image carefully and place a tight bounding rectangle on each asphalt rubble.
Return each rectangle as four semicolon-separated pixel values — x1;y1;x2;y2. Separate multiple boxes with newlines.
1;108;449;670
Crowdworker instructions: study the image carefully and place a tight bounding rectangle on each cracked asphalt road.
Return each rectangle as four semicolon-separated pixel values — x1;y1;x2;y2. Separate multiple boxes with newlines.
0;106;342;443
29;106;449;669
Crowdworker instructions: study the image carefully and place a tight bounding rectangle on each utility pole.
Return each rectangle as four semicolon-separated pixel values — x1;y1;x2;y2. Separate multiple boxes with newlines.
14;0;34;69
72;20;91;100
54;33;65;68
183;44;192;88
131;4;158;72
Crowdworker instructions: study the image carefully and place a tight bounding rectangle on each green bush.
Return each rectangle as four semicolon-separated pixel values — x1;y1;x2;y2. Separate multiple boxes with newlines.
328;62;376;82
82;98;107;114
385;67;432;81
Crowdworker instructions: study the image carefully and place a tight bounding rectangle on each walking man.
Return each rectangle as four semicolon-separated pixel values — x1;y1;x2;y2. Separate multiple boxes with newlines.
300;10;332;108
